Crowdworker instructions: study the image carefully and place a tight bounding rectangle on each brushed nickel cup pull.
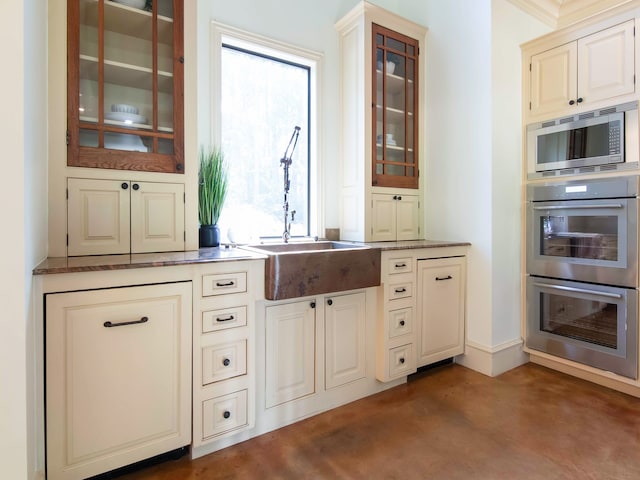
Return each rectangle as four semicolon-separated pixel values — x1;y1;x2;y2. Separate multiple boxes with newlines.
104;316;149;328
436;275;453;281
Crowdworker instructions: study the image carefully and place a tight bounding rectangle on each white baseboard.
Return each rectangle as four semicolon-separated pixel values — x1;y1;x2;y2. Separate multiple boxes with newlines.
456;338;529;377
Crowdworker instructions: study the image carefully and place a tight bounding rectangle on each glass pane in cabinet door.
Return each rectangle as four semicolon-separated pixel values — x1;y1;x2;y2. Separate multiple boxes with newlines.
386;164;404;176
407;116;414;155
78;0;99;126
158;0;175;134
103;0;153;130
158;138;175;155
105;132;151;153
386;37;406;53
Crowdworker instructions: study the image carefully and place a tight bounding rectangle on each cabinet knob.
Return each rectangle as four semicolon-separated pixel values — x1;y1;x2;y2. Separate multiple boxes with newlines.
176;163;183;171
399;357;405;364
327;299;333;306
121;182;129;190
132;183;140;191
310;301;316;308
393;195;398;200
569;99;575;105
179;56;185;64
223;410;231;419
397;196;402;201
399;320;405;326
576;97;583;103
223;358;231;367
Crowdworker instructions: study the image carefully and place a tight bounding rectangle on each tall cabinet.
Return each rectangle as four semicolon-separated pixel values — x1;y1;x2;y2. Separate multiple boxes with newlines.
337;1;426;242
48;0;195;257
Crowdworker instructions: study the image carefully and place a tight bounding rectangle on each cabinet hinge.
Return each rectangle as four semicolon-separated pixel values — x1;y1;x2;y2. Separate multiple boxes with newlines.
184;231;186;241
529;63;531;72
183;192;186;203
66;188;68;200
66;234;68;246
66;129;70;146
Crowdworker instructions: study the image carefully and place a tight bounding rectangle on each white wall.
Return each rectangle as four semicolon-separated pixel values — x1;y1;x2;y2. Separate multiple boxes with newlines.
0;0;48;478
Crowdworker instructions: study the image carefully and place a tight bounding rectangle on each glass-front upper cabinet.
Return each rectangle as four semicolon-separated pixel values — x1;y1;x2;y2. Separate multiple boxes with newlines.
372;23;419;189
67;0;184;173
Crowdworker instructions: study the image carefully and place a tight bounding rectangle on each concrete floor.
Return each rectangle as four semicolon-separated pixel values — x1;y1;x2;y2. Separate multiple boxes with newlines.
118;363;640;479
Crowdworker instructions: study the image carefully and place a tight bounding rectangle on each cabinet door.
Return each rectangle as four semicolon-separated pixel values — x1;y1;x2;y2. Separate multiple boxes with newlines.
530;42;577;118
396;195;420;240
372;24;420;189
417;257;465;367
371;193;397;241
67;178;131;256
67;0;184;173
577;21;635;105
45;282;192;480
130;181;185;253
265;301;316;408
325;292;366;389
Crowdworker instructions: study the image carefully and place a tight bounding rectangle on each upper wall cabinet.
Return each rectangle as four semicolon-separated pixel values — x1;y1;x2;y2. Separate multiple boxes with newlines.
526;19;635;121
67;0;184;173
336;1;426;242
372;24;420;189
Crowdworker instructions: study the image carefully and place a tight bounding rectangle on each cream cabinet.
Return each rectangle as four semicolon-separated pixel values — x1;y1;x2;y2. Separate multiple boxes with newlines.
376;253;417;381
265;300;316;408
67;177;184;255
192;260;262;455
265;291;367;407
371;193;420;241
416;256;466;367
337;2;426;242
45;282;192;480
528;20;635;120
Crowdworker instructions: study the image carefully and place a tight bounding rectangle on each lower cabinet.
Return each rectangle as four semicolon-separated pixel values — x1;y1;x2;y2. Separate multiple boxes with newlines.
416;256;466;367
265;291;367;408
371;193;420;241
45;282;192;480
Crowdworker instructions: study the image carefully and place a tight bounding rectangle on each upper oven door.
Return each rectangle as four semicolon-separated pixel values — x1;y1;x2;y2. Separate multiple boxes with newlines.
527;197;638;287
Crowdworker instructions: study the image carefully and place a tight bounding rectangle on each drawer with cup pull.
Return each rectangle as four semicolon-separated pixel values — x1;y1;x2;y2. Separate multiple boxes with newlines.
202;306;247;333
202;340;247;385
202;271;247;297
202;389;248;439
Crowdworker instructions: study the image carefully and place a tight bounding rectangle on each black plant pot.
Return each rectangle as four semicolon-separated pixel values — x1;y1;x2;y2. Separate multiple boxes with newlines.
199;224;220;248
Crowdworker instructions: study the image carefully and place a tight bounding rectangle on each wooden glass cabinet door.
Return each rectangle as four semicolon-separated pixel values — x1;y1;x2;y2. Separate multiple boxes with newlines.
67;0;184;173
372;23;419;189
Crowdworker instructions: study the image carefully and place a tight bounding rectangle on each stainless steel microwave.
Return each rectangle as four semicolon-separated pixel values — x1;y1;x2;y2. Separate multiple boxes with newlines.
527;101;638;179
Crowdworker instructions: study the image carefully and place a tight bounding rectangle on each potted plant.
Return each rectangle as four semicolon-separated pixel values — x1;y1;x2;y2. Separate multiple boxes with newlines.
198;145;228;247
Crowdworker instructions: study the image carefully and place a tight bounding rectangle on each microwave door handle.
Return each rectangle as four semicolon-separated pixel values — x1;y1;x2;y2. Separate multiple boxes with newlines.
532;204;624;211
532;282;623;299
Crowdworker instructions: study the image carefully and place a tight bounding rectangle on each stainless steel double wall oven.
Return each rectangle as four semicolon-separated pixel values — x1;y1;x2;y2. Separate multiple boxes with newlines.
526;176;639;379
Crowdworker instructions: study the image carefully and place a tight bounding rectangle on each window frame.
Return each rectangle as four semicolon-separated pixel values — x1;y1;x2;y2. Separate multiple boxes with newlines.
210;22;322;241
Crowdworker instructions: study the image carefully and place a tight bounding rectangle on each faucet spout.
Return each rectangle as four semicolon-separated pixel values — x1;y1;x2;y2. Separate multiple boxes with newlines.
280;126;301;243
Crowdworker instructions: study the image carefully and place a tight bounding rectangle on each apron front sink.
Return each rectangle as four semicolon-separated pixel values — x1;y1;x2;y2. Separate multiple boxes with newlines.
241;241;381;300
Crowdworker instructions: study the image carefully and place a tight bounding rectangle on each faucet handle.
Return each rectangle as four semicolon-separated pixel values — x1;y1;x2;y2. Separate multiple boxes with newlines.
291;210;296;222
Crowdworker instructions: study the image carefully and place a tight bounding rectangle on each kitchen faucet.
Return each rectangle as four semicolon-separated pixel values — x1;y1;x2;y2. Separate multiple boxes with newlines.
280;126;301;243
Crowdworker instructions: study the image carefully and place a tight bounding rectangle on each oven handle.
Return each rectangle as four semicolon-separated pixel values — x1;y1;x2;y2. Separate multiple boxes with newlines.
532;204;623;211
532;282;623;299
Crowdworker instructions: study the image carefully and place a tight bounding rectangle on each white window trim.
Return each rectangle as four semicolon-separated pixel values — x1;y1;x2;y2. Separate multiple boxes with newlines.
210;21;324;240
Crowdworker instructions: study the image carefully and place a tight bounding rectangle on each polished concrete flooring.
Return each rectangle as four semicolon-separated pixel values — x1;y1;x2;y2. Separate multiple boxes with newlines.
119;363;640;479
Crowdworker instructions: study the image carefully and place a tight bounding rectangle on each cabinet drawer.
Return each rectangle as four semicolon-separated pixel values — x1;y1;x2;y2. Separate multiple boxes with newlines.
202;306;247;333
388;306;413;338
202;272;247;297
202;340;247;385
202;389;248;439
388;344;415;378
387;256;413;275
388;281;413;301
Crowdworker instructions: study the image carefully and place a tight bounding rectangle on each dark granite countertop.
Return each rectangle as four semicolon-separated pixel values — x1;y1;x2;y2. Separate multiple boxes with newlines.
366;239;471;251
33;240;469;275
32;246;266;275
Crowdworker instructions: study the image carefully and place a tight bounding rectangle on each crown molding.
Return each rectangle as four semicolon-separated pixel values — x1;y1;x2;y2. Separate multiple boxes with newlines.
506;0;633;29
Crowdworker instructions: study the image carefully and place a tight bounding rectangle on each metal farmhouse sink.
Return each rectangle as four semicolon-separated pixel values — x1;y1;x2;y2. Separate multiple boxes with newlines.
241;241;381;300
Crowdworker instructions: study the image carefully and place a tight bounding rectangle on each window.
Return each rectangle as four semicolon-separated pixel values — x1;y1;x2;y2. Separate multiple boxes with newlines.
213;26;320;243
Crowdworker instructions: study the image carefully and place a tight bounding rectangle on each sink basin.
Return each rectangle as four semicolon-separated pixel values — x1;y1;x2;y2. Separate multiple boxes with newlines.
241;241;381;300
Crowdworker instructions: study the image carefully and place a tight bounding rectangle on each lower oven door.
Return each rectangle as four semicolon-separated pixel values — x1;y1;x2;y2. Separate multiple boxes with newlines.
527;276;638;379
526;197;638;287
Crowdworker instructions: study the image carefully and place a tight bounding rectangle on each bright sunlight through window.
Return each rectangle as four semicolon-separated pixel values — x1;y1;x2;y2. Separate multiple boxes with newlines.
218;41;313;243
